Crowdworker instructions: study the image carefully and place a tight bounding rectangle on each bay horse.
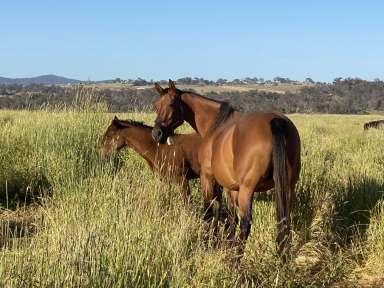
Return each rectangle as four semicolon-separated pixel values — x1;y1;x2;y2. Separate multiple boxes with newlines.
151;80;301;254
100;116;202;204
364;120;384;130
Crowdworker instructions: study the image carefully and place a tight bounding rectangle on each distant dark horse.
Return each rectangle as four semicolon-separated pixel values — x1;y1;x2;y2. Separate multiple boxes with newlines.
151;80;301;254
100;117;202;204
364;120;384;130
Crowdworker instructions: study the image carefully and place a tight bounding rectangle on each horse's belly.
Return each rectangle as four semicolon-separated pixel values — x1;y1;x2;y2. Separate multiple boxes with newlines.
211;128;238;189
213;169;239;190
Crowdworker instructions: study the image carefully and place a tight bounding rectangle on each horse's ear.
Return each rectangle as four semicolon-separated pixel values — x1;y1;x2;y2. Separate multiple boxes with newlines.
154;83;166;96
168;79;176;92
113;115;119;121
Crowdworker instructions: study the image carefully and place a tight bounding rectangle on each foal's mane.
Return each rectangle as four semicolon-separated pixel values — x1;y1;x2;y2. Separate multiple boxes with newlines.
116;119;152;129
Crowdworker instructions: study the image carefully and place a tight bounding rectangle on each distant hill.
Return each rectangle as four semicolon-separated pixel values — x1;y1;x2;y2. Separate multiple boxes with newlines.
0;74;81;85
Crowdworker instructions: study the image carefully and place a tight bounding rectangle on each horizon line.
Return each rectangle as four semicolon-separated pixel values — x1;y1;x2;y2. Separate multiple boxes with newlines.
1;73;383;84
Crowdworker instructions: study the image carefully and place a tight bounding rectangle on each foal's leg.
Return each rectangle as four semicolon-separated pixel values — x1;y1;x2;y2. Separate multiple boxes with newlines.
200;173;222;229
180;179;192;205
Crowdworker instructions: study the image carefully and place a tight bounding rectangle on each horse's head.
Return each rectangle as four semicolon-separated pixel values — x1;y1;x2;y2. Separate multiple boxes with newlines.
99;116;130;157
152;80;185;144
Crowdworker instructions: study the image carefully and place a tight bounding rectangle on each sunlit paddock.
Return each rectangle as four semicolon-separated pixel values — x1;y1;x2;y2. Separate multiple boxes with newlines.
0;106;383;287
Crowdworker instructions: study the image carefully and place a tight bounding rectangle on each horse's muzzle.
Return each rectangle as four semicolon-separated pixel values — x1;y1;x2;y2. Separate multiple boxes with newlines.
152;126;167;144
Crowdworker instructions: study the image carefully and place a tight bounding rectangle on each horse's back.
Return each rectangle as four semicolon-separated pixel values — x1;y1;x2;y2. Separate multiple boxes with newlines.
233;111;299;150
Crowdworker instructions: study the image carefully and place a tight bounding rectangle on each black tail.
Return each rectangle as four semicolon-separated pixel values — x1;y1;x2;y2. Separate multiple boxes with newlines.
270;118;290;255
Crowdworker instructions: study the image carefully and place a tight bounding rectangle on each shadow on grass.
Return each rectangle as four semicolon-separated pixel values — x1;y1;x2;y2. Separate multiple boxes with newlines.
0;171;51;248
0;172;52;210
293;174;383;247
332;175;384;244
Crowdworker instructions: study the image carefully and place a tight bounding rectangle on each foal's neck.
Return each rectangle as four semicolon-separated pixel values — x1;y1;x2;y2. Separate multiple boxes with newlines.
181;92;221;136
123;128;157;168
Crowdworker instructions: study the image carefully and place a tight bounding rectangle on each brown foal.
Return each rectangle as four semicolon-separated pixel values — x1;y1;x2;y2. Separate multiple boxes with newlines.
100;116;202;204
151;80;301;254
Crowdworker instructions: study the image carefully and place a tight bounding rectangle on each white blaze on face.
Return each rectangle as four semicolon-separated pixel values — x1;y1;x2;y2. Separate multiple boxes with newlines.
167;136;174;146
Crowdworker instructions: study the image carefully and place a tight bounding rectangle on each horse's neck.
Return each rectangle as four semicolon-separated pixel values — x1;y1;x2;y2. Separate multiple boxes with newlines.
123;129;157;168
181;93;221;136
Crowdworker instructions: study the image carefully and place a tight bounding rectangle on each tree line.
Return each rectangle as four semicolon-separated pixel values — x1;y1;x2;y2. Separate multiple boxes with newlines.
111;76;321;86
0;78;383;114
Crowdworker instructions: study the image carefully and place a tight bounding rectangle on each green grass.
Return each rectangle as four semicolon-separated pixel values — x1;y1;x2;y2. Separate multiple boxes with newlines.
0;105;383;287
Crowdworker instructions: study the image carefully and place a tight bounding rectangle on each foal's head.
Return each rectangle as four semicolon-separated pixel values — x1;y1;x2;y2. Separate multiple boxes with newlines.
99;116;132;157
152;80;185;144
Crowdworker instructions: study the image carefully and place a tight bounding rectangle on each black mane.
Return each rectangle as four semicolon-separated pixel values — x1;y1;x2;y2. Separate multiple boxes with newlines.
210;102;235;131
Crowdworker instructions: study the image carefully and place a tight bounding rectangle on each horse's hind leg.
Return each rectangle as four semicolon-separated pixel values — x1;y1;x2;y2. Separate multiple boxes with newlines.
238;185;255;243
237;173;262;254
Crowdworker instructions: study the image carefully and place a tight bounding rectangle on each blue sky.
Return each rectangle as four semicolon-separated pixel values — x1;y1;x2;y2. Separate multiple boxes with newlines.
1;0;383;82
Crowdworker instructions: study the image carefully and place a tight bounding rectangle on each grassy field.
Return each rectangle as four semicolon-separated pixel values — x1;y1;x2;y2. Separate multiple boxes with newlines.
0;102;383;287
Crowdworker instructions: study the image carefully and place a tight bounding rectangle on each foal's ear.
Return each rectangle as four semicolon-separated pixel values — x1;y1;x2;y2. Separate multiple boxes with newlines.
111;115;119;124
112;117;129;128
154;83;166;96
168;79;176;92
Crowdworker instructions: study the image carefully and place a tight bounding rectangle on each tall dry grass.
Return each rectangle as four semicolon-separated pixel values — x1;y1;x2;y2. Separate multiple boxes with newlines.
0;103;383;287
